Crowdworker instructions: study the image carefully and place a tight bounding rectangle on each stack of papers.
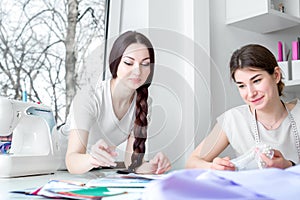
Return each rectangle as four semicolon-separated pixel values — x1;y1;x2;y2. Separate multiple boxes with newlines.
86;173;165;188
86;177;150;188
11;180;126;199
11;173;167;199
47;186;126;199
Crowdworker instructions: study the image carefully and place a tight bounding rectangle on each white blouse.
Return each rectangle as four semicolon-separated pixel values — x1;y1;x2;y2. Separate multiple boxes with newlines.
217;99;300;169
67;79;136;151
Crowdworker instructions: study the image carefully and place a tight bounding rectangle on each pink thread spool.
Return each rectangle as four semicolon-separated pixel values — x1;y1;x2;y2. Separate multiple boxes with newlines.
292;41;299;60
278;41;283;61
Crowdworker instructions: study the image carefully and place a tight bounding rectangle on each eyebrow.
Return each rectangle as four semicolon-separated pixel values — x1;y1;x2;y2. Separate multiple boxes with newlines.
235;74;262;84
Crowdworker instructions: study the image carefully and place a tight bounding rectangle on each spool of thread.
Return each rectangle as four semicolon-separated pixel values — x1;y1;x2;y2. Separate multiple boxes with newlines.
22;80;27;102
0;142;11;154
292;41;299;60
278;41;283;61
22;90;27;102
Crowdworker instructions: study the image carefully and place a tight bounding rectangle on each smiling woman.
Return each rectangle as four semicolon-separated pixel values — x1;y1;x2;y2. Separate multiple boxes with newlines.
186;44;300;171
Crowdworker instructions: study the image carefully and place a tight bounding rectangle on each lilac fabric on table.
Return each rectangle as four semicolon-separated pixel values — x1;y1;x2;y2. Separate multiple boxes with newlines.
214;165;300;200
142;165;300;200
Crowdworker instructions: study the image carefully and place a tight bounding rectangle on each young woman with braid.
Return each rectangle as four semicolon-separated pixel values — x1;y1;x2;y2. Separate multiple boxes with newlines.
65;31;171;174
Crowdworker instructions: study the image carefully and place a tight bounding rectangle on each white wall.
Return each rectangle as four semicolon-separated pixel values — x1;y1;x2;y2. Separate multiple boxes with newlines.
193;0;211;147
147;0;196;170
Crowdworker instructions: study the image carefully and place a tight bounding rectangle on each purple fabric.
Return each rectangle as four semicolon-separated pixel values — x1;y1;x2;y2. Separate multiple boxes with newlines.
143;170;270;200
214;165;300;200
143;165;300;200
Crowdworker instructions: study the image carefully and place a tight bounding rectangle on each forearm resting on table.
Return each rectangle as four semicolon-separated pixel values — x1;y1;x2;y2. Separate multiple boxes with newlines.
186;155;212;169
66;152;95;174
124;152;131;169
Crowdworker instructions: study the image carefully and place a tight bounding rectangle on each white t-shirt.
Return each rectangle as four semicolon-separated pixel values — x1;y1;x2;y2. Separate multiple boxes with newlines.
217;99;300;168
67;79;137;151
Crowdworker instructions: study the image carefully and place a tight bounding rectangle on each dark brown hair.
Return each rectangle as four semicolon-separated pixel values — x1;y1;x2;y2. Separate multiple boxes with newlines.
108;31;155;172
229;44;284;96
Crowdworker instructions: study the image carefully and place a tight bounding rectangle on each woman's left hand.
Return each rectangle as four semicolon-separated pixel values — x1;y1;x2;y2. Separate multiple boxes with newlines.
260;149;293;169
149;152;171;174
135;152;171;174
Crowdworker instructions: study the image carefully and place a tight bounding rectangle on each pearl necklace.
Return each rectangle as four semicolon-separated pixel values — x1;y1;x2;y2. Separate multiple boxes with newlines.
252;101;300;161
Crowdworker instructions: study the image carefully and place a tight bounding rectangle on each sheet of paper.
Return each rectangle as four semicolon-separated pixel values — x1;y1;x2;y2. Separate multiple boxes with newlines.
121;173;168;180
86;177;151;188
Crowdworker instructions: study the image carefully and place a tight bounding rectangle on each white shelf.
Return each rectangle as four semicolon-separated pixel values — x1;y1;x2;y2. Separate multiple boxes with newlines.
284;79;300;93
226;0;300;33
279;60;300;93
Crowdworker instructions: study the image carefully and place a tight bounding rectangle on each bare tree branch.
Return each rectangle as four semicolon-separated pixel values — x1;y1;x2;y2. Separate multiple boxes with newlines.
0;0;107;123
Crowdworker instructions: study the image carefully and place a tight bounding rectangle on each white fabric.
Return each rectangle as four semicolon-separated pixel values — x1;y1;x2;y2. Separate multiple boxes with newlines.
67;79;136;151
217;99;300;169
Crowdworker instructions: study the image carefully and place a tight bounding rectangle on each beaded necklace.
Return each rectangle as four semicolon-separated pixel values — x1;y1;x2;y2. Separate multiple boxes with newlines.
252;101;300;161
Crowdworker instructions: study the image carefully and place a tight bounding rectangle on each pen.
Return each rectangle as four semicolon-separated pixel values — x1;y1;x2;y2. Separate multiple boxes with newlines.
55;179;86;186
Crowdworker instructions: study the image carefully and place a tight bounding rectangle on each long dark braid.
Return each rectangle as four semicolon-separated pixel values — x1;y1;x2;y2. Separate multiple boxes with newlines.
128;85;149;172
108;31;155;172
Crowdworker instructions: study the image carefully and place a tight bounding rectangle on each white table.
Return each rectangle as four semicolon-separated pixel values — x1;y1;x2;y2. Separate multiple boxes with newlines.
0;169;144;200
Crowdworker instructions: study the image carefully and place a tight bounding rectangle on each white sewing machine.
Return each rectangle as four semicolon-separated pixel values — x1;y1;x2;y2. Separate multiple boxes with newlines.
0;97;65;177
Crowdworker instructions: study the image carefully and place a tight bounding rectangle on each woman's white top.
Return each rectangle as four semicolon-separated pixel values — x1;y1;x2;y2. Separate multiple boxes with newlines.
217;99;300;168
67;79;136;150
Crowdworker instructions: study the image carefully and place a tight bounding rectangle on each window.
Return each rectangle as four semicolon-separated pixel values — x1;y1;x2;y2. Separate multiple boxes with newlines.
0;0;110;125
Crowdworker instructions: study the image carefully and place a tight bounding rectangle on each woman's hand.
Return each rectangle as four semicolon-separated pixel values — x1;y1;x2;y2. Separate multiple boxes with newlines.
259;149;293;169
150;152;171;174
89;139;117;168
135;152;171;174
211;156;235;171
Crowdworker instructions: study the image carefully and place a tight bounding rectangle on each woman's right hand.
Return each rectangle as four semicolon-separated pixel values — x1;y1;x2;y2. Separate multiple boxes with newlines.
210;156;235;171
89;139;118;168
